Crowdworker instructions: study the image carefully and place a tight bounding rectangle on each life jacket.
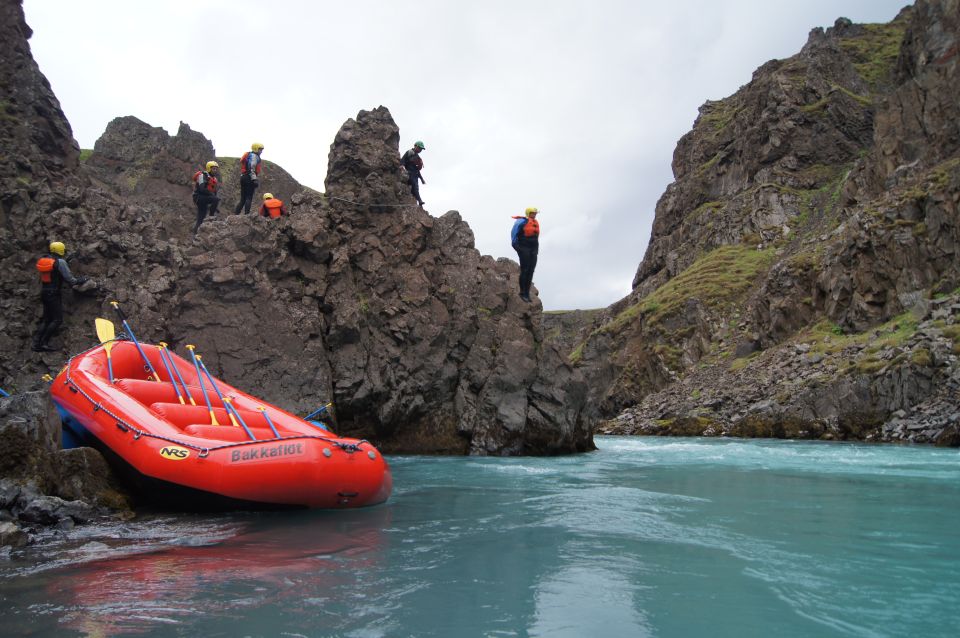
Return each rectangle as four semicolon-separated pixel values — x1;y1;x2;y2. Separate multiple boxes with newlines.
510;216;540;245
36;256;57;284
240;152;262;176
523;218;540;238
193;170;218;194
402;150;423;172
261;199;284;219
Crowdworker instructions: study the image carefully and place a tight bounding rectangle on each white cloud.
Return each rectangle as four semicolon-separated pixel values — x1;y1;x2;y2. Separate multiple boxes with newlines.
24;0;907;309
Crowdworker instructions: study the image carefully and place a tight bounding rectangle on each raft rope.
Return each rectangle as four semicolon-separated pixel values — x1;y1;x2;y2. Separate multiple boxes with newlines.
60;342;369;459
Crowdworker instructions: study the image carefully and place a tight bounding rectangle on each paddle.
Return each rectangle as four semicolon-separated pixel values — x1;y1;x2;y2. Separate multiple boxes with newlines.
95;317;116;383
195;355;239;428
224;397;257;441
156;343;186;404
185;345;218;425
257;407;281;438
110;301;160;382
159;343;195;405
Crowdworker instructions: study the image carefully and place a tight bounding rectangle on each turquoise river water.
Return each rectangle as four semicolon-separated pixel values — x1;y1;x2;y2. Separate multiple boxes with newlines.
0;436;959;637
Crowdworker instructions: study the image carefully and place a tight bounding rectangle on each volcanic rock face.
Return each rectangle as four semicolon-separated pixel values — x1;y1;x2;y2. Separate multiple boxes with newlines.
0;0;83;229
0;0;592;456
564;0;960;444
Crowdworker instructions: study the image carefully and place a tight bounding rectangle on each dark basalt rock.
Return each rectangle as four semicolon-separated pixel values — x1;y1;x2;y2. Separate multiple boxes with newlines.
0;391;133;545
0;0;592;458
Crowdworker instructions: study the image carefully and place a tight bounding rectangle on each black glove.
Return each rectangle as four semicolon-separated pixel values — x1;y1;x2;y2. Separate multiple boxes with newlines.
74;276;89;286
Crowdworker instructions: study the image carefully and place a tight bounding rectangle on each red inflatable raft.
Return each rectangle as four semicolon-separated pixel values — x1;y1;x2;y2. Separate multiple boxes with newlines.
50;339;391;510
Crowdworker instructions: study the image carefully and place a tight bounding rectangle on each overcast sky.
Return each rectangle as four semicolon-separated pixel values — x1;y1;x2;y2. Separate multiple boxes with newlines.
23;0;907;310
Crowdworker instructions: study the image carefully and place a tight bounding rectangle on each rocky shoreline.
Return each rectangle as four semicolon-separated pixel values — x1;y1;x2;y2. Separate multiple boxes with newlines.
0;392;132;549
597;295;960;445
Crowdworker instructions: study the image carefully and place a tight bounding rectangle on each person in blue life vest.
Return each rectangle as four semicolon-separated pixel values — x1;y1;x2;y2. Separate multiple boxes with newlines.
511;207;540;302
400;140;426;207
234;142;264;214
32;241;88;352
192;160;221;235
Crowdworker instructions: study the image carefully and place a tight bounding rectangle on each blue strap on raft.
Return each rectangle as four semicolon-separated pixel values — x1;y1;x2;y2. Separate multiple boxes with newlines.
0;388;9;398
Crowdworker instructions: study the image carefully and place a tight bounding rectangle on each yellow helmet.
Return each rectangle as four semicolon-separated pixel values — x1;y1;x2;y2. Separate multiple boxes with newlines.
525;207;539;216
49;241;66;256
205;160;219;172
251;142;264;152
263;193;274;201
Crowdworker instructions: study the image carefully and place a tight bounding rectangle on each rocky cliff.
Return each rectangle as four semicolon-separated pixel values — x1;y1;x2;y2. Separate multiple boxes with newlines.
560;0;960;444
0;0;592;457
85;115;306;232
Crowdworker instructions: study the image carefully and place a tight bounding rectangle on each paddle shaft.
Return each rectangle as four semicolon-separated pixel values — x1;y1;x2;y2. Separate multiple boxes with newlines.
156;345;185;404
110;303;160;381
186;346;218;425
224;398;257;441
258;408;281;438
160;346;195;405
196;357;239;428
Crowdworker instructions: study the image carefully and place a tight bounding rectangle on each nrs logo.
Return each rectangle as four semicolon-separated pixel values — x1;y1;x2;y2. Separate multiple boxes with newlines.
159;446;190;460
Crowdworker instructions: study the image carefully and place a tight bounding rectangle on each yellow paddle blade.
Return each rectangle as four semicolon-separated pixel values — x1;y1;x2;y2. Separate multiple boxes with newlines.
95;318;116;352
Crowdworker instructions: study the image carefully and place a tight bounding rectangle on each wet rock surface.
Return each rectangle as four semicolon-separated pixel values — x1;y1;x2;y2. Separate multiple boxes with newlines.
0;392;132;546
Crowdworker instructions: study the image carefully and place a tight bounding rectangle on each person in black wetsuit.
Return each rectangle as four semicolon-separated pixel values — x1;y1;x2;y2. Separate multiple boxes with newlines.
193;160;221;235
400;140;426;206
32;241;87;352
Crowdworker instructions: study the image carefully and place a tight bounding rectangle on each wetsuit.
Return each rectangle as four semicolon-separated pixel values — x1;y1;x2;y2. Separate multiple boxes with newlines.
193;170;220;234
32;255;82;351
401;149;424;205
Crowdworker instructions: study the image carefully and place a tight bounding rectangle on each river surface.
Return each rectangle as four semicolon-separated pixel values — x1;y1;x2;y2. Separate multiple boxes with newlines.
1;436;959;637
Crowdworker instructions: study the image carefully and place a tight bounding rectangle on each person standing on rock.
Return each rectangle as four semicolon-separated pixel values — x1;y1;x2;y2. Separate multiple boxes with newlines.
32;241;88;352
511;207;540;302
234;142;264;214
401;140;426;207
192;160;221;235
259;193;287;218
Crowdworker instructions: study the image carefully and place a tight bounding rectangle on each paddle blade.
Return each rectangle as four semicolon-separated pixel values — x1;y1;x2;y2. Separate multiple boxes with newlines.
95;318;116;351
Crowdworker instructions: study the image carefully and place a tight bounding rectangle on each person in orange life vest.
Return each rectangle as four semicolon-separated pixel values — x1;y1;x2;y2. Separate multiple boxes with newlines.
259;193;286;218
400;140;425;207
192;160;221;235
234;142;264;214
32;241;88;352
510;207;540;302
